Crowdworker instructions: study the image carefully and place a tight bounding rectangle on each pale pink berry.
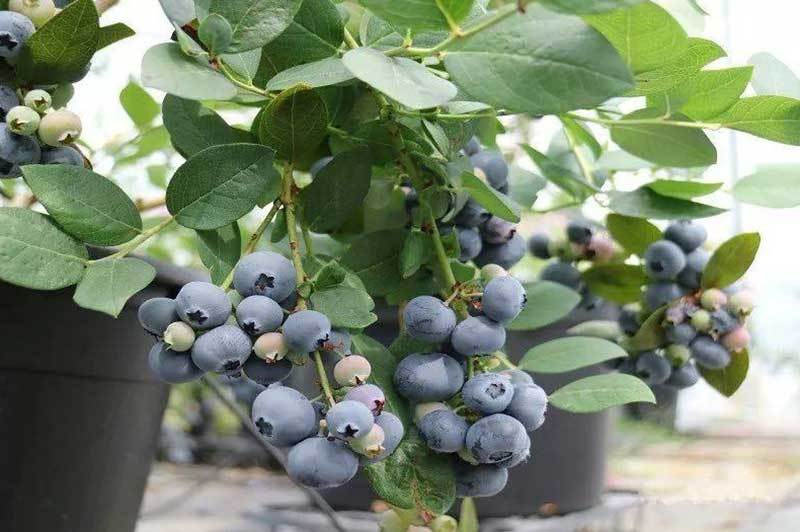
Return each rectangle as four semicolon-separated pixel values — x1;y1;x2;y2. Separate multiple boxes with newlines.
333;355;371;386
700;289;728;311
586;235;617;262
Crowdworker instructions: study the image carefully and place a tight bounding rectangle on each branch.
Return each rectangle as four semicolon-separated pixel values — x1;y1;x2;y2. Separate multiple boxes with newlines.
135;196;166;212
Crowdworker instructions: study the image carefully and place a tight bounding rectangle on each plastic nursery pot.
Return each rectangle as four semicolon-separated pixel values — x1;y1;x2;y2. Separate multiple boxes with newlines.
317;301;618;517
0;257;204;532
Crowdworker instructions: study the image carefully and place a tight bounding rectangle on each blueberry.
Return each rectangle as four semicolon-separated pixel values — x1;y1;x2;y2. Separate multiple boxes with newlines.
148;342;204;383
138;297;178;336
618;306;641;336
728;290;755;317
0;11;35;62
349;423;386;458
343;383;386;416
722;326;751;353
528;233;551;259
394;353;464;402
322;330;352;356
280;291;299;311
414;402;449;423
242;356;293;386
251;384;317;447
634;351;671;385
454;198;491;227
325;400;374;439
40;146;84;166
0;84;19;120
665;361;700;389
334;355;372;386
286;437;359;488
586;235;617;262
665;323;697;346
474;233;526;270
700;288;728;311
677;248;709;289
0;123;41;177
190;324;252;374
6;105;39;135
465;413;529;464
163;321;196;352
9;0;56;28
644;240;687;280
429;516;459;532
175;281;231;330
539;261;582;290
665;344;691;367
499;369;534;387
566;220;593;245
504;383;547;432
361;412;404;464
451;316;506;356
233;251;297;301
481;217;517;245
403;295;457;344
482;275;526;324
462;373;515;414
224;374;266;408
23;89;51;113
456;225;483;261
644;281;683;311
253;331;288;362
690;335;731;369
480;263;508;282
418;409;468;453
463;136;481;156
709;309;738;336
235;295;283;336
38;108;82;147
664;220;707;252
470;150;508;191
691;309;712;332
454;462;508;498
282;310;331;353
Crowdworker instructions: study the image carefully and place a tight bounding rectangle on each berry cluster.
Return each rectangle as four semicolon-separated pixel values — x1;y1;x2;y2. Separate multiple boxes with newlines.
394;275;547;499
0;3;85;178
138;251;399;488
615;221;755;389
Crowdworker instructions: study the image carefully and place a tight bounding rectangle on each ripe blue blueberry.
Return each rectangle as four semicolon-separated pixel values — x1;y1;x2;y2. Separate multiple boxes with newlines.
418;409;469;453
394;353;464;402
470;150;508;191
566;220;593;245
618;306;641;336
138;297;178;336
665;361;700;389
286;437;359;488
456;225;483;261
500;369;534;387
634;351;672;386
451;316;507;356
175;281;231;330
0;84;19;120
709;309;739;337
236;295;283;336
325;400;374;439
454;462;508;498
462;373;515;414
0;11;35;61
309;156;333;177
323;329;352;356
528;233;551;260
664;220;707;252
690;335;731;369
403;295;457;344
454;198;491;227
148;342;204;384
242;356;293;386
0;122;41;177
474;233;526;270
251;384;317;447
224;374;266;408
233;251;297;302
190;324;252;374
41;146;84;166
644;240;687;280
344;383;386;416
665;323;697;346
362;412;404;464
465;413;530;464
282;310;331;353
504;383;547;432
540;261;582;290
644;281;683;311
481;216;517;245
463;136;481;156
677;248;710;290
482;275;526;324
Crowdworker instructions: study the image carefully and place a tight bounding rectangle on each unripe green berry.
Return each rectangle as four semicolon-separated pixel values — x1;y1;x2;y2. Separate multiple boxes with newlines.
333;354;371;386
429;516;458;532
163;321;196;352
38;108;82;146
547;238;572;260
691;309;712;332
24;89;52;114
408;527;432;532
700;288;728;311
379;510;406;532
480;263;507;282
349;424;385;458
10;0;56;28
6;106;40;135
665;344;691;366
728;290;755;317
253;332;288;362
413;402;448;424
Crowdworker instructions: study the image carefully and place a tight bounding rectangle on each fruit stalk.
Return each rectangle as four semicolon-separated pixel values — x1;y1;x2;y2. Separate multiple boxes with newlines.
280;162;308;310
314;350;336;407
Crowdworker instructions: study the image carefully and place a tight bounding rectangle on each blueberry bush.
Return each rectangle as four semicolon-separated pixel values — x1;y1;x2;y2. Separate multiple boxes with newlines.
0;0;798;529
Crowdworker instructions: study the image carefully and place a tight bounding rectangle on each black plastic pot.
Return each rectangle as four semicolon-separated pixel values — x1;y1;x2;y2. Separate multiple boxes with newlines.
0;258;202;532
319;301;618;517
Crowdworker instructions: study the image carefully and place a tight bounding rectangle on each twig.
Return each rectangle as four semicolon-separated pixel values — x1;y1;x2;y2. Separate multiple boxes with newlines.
135;196;166;212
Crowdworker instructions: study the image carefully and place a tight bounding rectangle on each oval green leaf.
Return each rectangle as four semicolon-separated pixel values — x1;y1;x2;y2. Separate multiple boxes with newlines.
508;281;581;331
196;223;242;285
141;43;238;101
701;232;761;289
609;187;726;220
699;348;749;397
581;264;647;304
163;95;252;158
519;337;628;374
711;96;800;145
460;171;521;223
258;85;329;162
73;257;156;317
208;0;303;53
733;165;800;208
266;57;355;91
606;213;661;255
549;373;656;413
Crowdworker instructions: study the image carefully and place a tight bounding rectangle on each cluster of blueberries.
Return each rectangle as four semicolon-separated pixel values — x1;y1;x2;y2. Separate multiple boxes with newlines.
529;219;620;308
394;275;547;498
614;221;755;389
0;3;85;177
138;251;398;488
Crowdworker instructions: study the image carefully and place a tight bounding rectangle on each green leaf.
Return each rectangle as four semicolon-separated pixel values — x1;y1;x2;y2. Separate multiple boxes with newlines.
96;22;135;50
258;85;329;162
159;0;195;25
266;57;354;91
341;229;405;297
359;0;457;32
646;180;723;200
519;337;629;374
606;213;661;255
699;349;749;397
312;260;347;290
166;144;277;230
581;264;646;304
749;52;800;98
363;429;456;514
632;38;725;95
610;109;717;168
142;43;237;101
343;47;457;110
221;49;262;83
208;0;303;53
198;13;233;54
459;496;479;532
310;285;377;329
507;165;546;208
626;307;666;353
22;165;142;246
701;233;760;289
586;1;688;74
596;150;655;171
664;67;753;121
539;0;644;14
0;208;87;290
711;96;800;145
460;172;521;223
508;281;581;331
120;81;160;128
520;145;598;199
549;373;656;413
444;5;634;115
162;95;251;158
299;149;372;232
400;230;428;279
352;334;411;424
73;258;156;318
609;187;725;220
733;164;800;208
196;223;241;285
16;0;99;84
566;320;623;341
